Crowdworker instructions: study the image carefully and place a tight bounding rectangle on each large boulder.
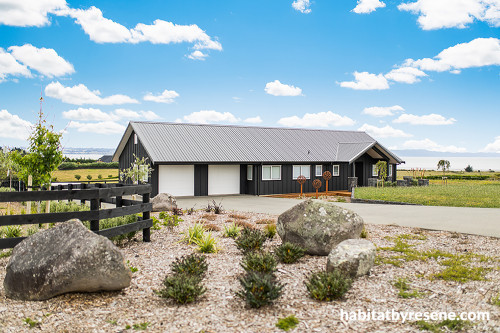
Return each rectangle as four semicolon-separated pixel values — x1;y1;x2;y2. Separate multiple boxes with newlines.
4;219;131;301
327;239;376;277
277;199;364;255
151;193;177;212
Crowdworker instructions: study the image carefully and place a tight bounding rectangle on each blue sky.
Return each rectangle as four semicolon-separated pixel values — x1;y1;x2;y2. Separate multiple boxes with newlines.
0;0;499;153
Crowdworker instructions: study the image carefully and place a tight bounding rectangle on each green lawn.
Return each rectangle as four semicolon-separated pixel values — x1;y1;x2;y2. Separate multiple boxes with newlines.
354;182;500;208
52;168;119;182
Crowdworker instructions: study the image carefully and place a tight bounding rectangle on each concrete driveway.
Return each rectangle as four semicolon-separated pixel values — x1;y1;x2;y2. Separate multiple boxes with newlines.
175;195;500;238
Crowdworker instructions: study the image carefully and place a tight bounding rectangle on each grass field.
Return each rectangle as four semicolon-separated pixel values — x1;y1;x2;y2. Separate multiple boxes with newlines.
52;168;119;182
355;182;500;208
397;169;499;179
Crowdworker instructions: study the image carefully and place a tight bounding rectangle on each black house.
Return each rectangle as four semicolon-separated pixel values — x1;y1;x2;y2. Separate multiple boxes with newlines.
113;122;404;197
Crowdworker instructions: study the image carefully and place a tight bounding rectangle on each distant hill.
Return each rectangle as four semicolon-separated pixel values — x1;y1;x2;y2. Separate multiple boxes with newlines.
393;149;500;158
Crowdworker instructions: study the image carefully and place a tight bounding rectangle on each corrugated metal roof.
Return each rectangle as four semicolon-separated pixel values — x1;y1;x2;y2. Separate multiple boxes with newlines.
113;122;403;164
336;142;375;162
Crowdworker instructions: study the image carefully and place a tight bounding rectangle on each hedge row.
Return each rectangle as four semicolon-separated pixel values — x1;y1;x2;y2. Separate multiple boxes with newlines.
58;162;119;170
422;175;491;180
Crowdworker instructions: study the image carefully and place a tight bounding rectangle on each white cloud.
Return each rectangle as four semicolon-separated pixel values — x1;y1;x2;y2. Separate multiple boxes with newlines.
45;81;138;105
277;111;355;128
362;105;405;117
352;0;386;14
57;6;222;51
0;48;31;82
385;66;427;83
143;89;179;104
244;116;263;124
393;113;456;125
114;109;160;120
8;44;74;77
187;50;207;60
481;136;500;153
398;0;500;30
404;38;500;72
180;110;240;124
358;124;412;138
292;0;312;14
62;107;117;121
68;121;125;134
339;71;390;90
0;109;32;140
0;0;67;27
264;80;303;96
399;138;466;153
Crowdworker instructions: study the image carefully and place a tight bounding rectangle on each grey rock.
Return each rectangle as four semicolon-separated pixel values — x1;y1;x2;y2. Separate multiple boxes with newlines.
327;239;376;277
4;219;131;301
151;192;177;212
277;199;364;255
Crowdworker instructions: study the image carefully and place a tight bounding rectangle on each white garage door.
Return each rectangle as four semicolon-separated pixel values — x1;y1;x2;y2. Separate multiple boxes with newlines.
159;165;194;197
208;165;240;195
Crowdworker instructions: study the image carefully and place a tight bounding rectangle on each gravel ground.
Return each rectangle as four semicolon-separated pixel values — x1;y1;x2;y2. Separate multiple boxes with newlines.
0;209;499;333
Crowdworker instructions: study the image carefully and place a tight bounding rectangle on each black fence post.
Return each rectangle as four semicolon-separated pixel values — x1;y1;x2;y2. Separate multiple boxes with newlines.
90;198;99;232
142;193;150;242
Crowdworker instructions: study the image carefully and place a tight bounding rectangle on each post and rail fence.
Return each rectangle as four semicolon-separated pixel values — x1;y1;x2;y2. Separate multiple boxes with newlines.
0;183;152;250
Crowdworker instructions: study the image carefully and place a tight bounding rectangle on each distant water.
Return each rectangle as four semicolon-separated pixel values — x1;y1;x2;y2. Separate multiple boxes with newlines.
399;156;500;171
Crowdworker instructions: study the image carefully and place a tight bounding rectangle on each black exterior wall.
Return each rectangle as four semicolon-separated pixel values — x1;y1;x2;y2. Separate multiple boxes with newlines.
194;165;208;196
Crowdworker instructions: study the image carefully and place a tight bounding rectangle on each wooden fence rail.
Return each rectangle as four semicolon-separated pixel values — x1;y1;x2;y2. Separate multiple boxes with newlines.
0;183;152;249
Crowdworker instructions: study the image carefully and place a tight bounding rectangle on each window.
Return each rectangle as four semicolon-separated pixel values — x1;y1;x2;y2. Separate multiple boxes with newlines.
262;165;281;180
372;164;378;177
139;165;148;183
134;133;138;145
333;165;340;176
388;164;393;177
247;165;253;181
293;165;310;179
315;165;322;177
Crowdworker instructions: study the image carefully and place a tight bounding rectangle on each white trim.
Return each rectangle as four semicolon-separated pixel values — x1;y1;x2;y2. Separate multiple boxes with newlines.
134;133;138;145
388;163;393;177
315;165;322;177
292;165;310;179
333;165;340;176
247;165;253;181
262;165;281;180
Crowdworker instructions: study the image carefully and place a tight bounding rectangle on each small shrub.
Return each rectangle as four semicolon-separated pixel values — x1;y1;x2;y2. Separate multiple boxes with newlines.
275;242;305;264
86;175;92;180
98;174;103;180
0;249;13;259
163;214;183;228
305;270;352;301
172;207;183;216
201;222;220;232
223;223;241;238
5;225;22;238
132;322;150;330
151;216;161;230
74;174;81;180
229;213;248;220
235;227;267;254
236;271;284;308
211;200;223;214
156;273;206;304
127;260;138;273
276;315;299;331
171;253;208;278
415;318;471;332
181;223;205;244
159;211;167;219
23;317;40;329
241;251;277;274
234;219;256;230
195;232;220;253
264;223;276;239
255;218;275;225
490;293;500;307
360;227;368;238
108;174;113;178
204;203;212;213
27;225;38;236
186;207;195;215
465;165;473;172
393;277;423;299
336;196;347;203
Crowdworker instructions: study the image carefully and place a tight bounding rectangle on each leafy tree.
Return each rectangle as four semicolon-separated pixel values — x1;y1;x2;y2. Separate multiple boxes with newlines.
437;160;451;178
0;148;19;189
375;161;388;187
12;111;63;189
87;175;92;180
120;154;153;184
465;165;473;172
74;174;81;180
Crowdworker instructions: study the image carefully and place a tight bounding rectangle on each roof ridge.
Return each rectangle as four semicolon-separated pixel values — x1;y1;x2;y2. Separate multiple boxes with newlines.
129;121;368;134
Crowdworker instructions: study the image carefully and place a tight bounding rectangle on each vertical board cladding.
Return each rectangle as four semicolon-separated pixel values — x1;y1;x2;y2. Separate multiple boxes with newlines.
151;166;159;197
194;164;208;196
118;131;153;185
256;163;350;195
352;153;385;186
240;164;258;195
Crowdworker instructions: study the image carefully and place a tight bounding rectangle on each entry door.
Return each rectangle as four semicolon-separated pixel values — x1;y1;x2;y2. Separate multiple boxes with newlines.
158;165;194;197
355;162;364;187
208;165;240;195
